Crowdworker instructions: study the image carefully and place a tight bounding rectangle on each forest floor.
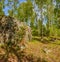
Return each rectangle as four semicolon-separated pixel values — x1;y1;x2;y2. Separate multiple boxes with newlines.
0;40;60;62
25;40;60;62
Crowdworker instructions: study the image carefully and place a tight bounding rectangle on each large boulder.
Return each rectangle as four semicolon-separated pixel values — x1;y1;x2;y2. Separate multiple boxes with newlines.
0;15;32;55
0;15;32;62
0;16;21;45
0;15;32;45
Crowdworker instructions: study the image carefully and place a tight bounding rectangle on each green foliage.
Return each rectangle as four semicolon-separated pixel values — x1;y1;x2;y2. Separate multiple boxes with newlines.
0;0;4;15
0;0;60;41
17;0;33;22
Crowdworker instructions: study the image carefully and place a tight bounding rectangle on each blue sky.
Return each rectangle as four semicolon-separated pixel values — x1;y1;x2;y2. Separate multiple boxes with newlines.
19;0;26;2
3;0;26;15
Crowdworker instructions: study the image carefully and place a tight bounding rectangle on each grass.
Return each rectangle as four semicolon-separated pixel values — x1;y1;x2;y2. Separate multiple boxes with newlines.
25;40;60;62
0;39;60;62
52;40;60;45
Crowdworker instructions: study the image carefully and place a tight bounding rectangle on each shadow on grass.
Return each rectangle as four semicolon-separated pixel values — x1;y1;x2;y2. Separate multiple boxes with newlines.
32;36;60;44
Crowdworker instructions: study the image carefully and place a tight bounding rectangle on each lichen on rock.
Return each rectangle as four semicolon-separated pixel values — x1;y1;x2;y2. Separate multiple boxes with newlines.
0;16;25;45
